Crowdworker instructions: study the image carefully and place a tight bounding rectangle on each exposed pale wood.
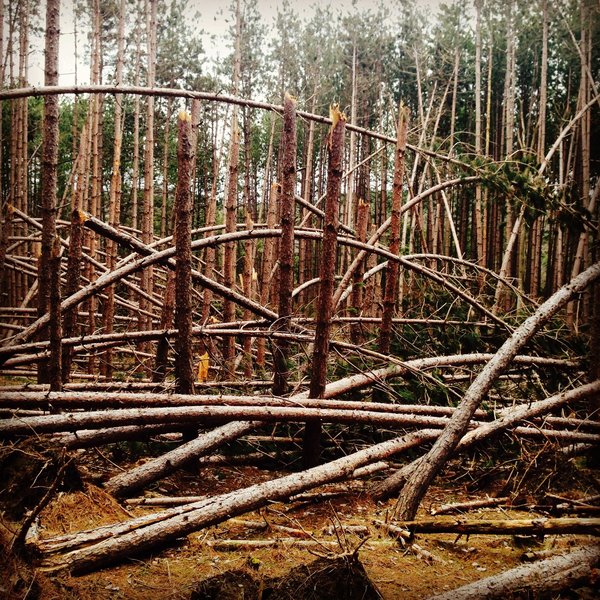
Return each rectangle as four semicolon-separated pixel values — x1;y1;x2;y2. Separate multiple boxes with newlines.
37;430;435;572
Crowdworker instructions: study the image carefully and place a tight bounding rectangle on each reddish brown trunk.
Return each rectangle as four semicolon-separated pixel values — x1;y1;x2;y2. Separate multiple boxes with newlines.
303;106;346;467
379;105;409;355
350;199;369;344
153;270;176;382
37;0;61;390
272;93;297;396
174;112;195;395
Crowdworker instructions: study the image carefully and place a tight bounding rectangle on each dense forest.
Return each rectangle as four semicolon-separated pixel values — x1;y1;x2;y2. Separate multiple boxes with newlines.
0;0;599;598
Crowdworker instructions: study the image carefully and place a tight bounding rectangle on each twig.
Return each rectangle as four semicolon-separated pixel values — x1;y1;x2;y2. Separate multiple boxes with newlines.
12;452;72;554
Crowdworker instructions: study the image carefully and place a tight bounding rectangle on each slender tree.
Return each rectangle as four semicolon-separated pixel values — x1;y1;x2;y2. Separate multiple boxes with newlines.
37;0;62;390
174;111;195;394
303;105;346;468
378;104;409;355
272;92;297;396
102;0;126;379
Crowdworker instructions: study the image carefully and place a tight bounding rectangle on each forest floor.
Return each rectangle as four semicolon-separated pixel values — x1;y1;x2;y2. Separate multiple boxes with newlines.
1;437;599;599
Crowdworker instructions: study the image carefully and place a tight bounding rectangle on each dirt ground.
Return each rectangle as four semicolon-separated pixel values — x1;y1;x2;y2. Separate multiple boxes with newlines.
1;442;598;600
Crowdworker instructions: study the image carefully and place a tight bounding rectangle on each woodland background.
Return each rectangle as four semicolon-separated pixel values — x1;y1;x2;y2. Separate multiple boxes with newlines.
0;0;599;596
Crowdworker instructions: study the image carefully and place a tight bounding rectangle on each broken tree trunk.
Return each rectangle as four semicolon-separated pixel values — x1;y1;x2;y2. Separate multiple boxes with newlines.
303;104;345;468
152;270;175;381
394;261;600;520
378;104;408;355
431;497;510;515
272;92;297;396
0;404;483;437
50;423;183;449
174;111;195;394
61;208;84;382
427;544;600;600
104;420;260;497
350;199;369;344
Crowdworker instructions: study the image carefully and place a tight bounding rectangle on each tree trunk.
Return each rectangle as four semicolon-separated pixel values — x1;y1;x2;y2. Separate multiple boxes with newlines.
38;430;433;573
257;183;279;368
130;5;143;230
153;270;176;381
139;0;157;343
104;420;260;497
427;544;599;600
474;0;484;268
379;105;409;355
272;93;297;396
101;0;126;379
173;111;195;395
350;200;369;344
395;518;600;536
37;0;61;390
222;0;242;376
303;105;346;467
395;261;600;520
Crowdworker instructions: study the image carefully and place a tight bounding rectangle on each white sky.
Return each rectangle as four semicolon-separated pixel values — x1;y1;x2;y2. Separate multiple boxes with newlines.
25;0;445;87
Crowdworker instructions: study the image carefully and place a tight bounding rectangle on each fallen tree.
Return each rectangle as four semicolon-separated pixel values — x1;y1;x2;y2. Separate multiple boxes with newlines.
30;379;600;573
393;261;600;520
370;380;600;498
36;430;439;572
426;544;600;600
103;420;261;497
393;517;600;536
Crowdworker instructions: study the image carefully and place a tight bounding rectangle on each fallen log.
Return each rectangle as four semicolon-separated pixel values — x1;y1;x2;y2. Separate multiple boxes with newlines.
104;420;261;497
204;539;395;551
37;429;439;572
371;380;600;499
50;424;185;448
426;544;600;600
394;517;600;536
395;261;600;520
372;519;411;542
431;497;510;515
3;403;597;444
125;496;206;507
0;390;490;415
0;404;470;437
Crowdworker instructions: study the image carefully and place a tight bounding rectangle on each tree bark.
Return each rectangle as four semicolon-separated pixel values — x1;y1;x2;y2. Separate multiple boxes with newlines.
101;0;126;379
104;420;260;497
272;93;297;395
370;380;600;499
303;105;346;467
173;111;195;394
139;0;157;341
38;430;434;573
395;518;600;536
378;105;409;355
427;544;599;600
395;261;600;520
37;0;61;390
